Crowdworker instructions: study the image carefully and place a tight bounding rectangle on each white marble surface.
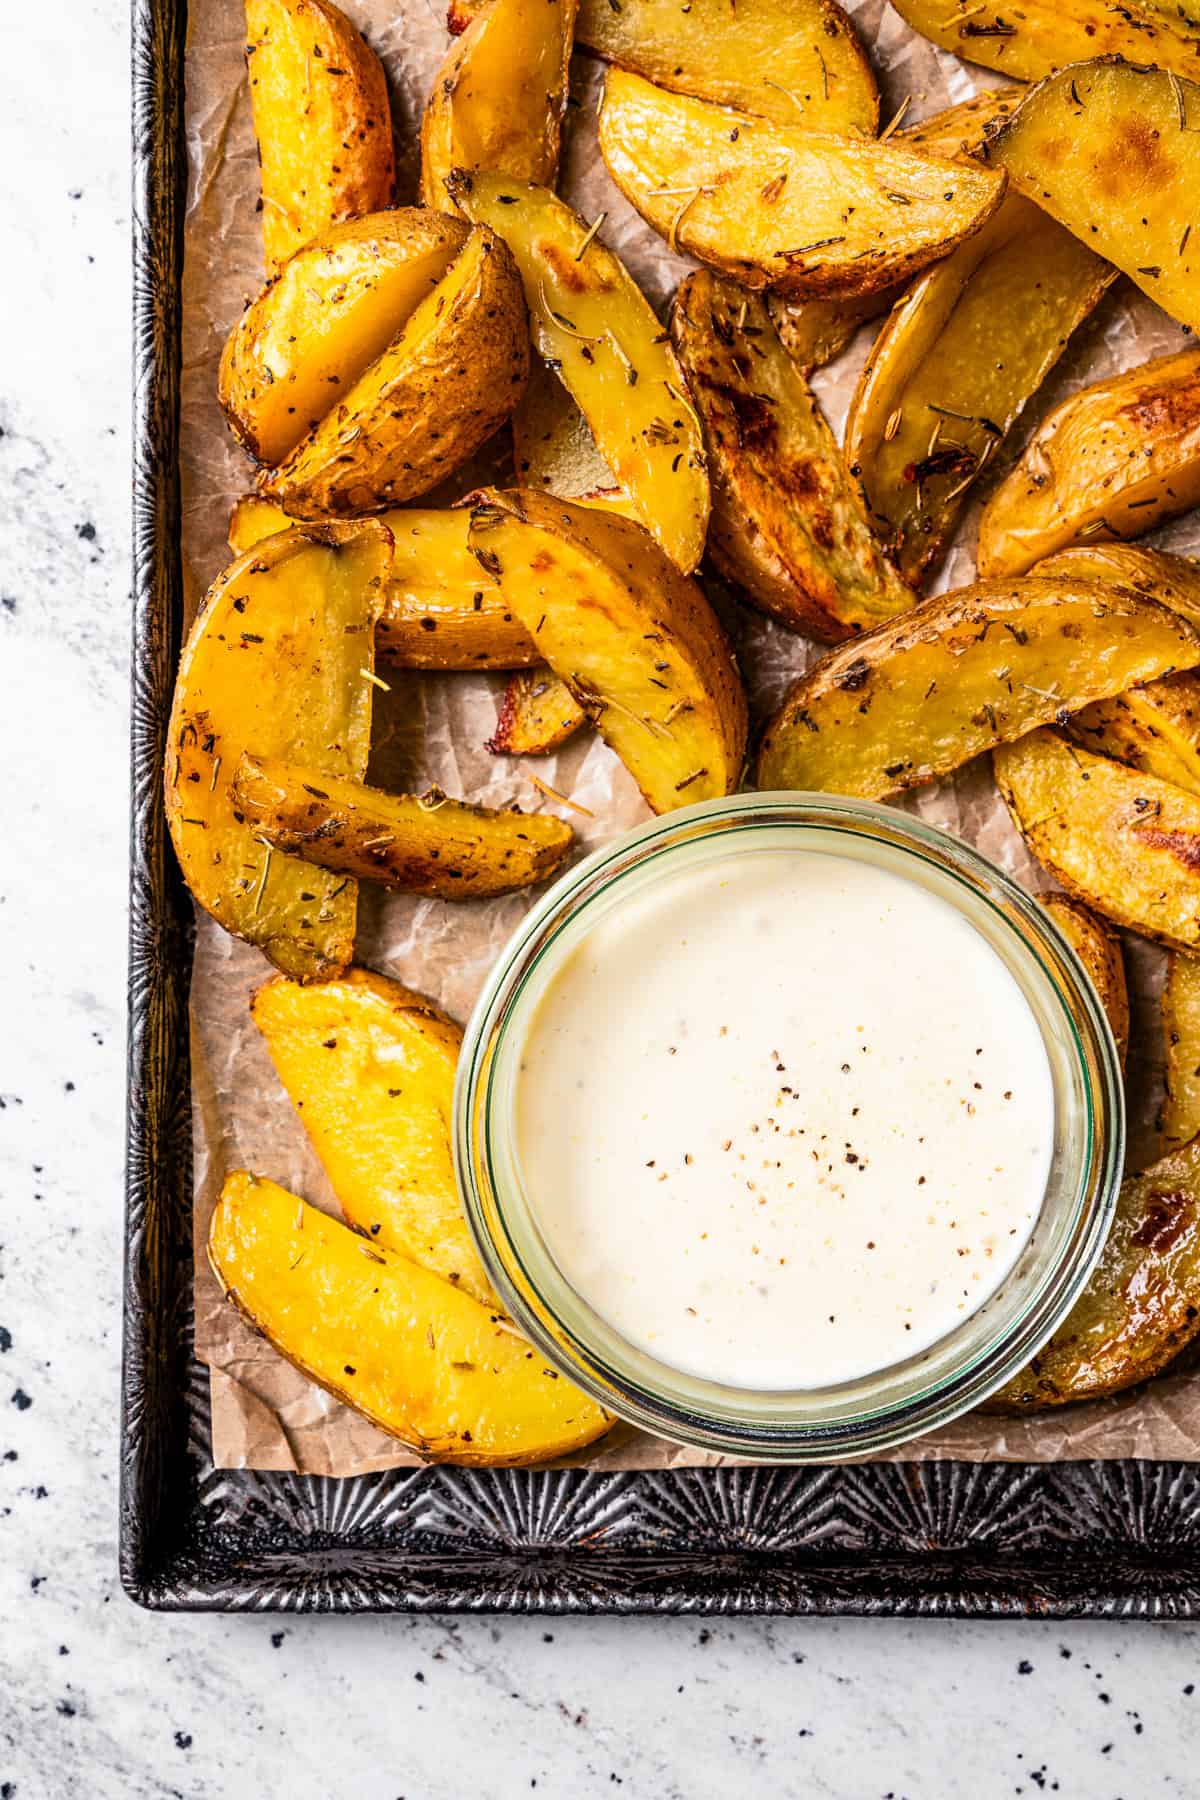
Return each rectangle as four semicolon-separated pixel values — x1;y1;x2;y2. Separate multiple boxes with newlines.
3;3;1200;1794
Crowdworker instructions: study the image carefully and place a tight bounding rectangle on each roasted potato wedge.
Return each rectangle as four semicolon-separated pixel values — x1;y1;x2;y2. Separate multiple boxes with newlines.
988;1136;1200;1410
995;729;1200;951
1067;675;1200;801
228;497;541;671
468;490;748;811
421;0;577;208
845;195;1113;584
258;226;530;516
245;0;396;276
512;358;637;516
1042;895;1129;1067
252;969;494;1303
1033;546;1200;629
976;348;1200;579
985;60;1200;333
597;72;1006;300
219;211;469;467
898;87;1024;157
756;579;1200;800
448;172;710;573
487;669;591;755
232;755;574;897
209;1172;613;1464
165;523;390;979
1163;954;1200;1151
671;270;915;640
892;0;1200;87
448;0;878;129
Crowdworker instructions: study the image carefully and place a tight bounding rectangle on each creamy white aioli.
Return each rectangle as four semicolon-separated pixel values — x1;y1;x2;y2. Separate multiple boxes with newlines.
513;850;1054;1389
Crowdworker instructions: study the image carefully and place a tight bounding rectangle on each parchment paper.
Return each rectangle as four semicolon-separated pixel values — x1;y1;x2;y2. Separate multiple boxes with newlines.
181;0;1200;1472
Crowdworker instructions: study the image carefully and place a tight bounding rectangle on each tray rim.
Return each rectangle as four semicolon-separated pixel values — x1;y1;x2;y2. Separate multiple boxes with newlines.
123;0;1200;1617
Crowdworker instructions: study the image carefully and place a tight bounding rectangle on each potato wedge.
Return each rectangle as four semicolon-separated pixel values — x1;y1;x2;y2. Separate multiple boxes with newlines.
1163;954;1200;1151
258;225;530;516
468;490;748;811
512;358;637;516
487;669;590;756
232;755;574;898
448;0;878;130
845;196;1113;584
421;0;577;209
448;172;710;573
898;87;1024;158
984;61;1200;332
1033;546;1200;629
245;0;395;276
1042;895;1129;1067
228;498;541;671
597;72;1007;300
165;523;390;979
251;969;494;1303
755;579;1200;800
671;271;915;640
994;729;1200;951
895;0;1200;99
988;1136;1200;1410
976;348;1200;579
219;211;469;468
209;1172;613;1463
1067;675;1200;801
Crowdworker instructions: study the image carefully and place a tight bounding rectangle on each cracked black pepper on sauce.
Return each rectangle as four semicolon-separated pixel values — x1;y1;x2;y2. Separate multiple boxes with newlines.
513;851;1052;1389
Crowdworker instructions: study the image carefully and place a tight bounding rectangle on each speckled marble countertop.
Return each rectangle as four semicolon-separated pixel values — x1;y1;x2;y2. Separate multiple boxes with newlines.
3;4;1200;1795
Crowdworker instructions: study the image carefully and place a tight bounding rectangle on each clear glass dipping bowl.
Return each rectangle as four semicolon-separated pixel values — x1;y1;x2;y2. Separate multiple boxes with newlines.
453;793;1125;1461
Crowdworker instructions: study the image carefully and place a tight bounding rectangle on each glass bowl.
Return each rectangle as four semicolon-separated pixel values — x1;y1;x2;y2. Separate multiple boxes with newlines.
453;793;1125;1461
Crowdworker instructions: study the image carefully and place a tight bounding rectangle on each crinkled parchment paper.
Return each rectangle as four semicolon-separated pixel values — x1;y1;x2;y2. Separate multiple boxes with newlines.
182;0;1200;1472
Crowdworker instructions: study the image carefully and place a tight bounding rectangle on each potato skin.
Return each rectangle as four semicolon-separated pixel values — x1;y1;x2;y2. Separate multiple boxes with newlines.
1041;895;1129;1067
995;728;1200;952
977;347;1200;579
984;60;1200;333
251;968;492;1302
756;579;1200;800
209;1172;613;1464
259;227;530;516
232;754;576;898
671;270;914;641
598;72;1006;300
219;211;469;467
487;670;590;756
1163;954;1200;1153
164;523;390;979
245;0;396;276
892;0;1200;86
987;1136;1200;1411
469;490;748;812
1032;546;1200;630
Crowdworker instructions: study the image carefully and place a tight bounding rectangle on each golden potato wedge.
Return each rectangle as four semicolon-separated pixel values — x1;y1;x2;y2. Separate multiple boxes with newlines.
976;348;1200;579
845;196;1113;585
898;87;1024;158
165;523;390;979
258;225;530;516
994;729;1200;951
1067;675;1200;801
511;358;637;516
670;271;915;641
251;969;494;1303
1163;954;1200;1151
984;61;1200;332
988;1136;1200;1410
468;490;748;811
421;0;577;209
232;755;574;898
1042;895;1129;1067
219;211;469;468
448;173;710;573
597;72;1006;300
487;669;591;756
228;498;541;671
209;1172;613;1464
755;579;1200;800
895;0;1200;98
245;0;395;276
448;0;878;129
1033;546;1200;629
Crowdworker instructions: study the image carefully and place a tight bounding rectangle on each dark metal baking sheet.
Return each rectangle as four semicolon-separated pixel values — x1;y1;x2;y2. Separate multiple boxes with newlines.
123;0;1200;1615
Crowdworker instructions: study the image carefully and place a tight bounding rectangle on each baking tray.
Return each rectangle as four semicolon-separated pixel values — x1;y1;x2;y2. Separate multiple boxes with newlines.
123;0;1200;1615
